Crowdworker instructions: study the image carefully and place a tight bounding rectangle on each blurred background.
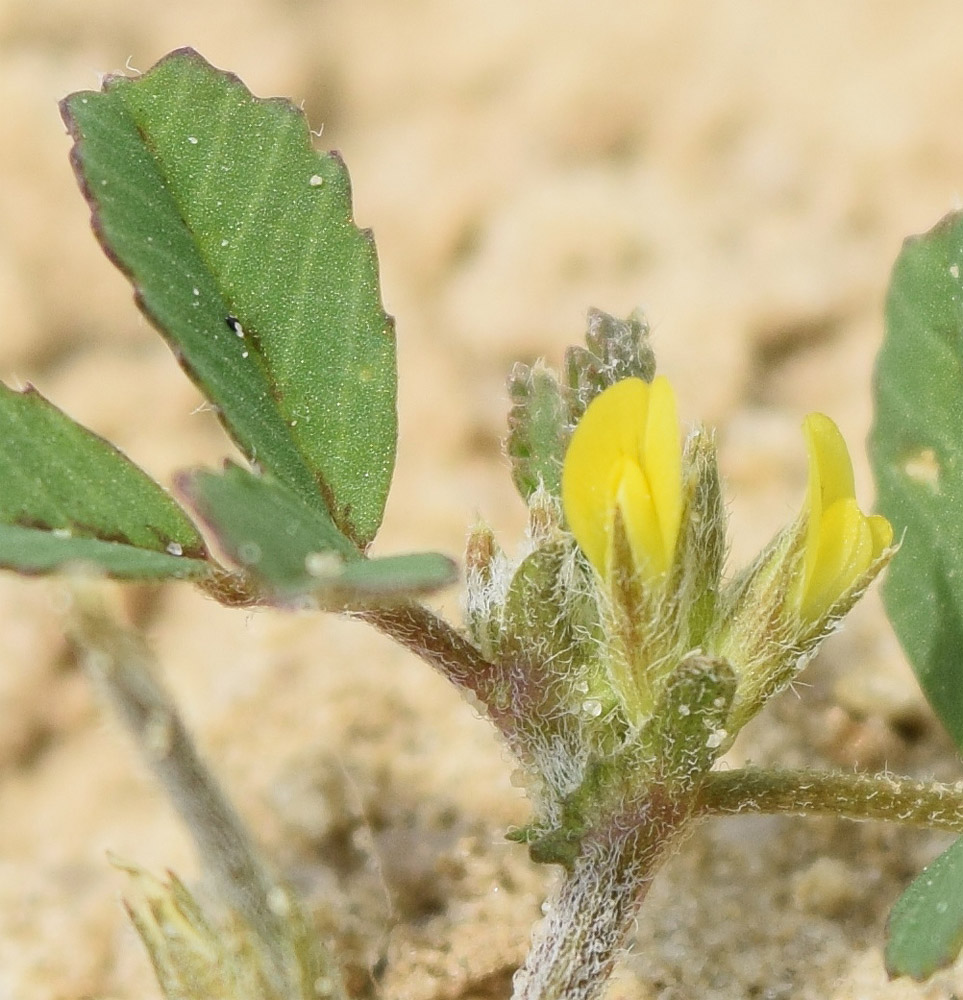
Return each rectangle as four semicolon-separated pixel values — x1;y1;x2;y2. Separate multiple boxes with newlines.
2;3;963;997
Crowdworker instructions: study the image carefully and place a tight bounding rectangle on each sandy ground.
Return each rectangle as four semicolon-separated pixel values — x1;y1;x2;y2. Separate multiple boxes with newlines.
3;2;963;997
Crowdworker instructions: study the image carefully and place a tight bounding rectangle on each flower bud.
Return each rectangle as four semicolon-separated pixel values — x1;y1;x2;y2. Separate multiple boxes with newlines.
794;412;893;622
716;413;895;734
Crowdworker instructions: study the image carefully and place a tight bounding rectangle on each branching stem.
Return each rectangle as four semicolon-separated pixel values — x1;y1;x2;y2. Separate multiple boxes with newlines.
697;766;963;832
356;600;511;718
509;765;963;1000
327;602;963;999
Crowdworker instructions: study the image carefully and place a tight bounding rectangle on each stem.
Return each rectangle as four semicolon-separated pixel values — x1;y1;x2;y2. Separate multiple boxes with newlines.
356;600;504;713
697;766;963;832
514;764;963;1000
69;590;345;999
512;793;693;1000
512;840;649;1000
359;601;571;765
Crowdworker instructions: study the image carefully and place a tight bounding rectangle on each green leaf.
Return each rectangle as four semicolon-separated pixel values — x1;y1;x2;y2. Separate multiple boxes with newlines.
870;210;963;750
0;383;209;579
506;362;569;499
0;526;207;579
330;552;458;603
61;48;396;549
181;464;455;604
886;834;963;981
180;463;357;594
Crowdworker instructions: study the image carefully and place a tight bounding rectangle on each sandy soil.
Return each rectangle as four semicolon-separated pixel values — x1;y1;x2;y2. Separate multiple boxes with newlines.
2;2;963;997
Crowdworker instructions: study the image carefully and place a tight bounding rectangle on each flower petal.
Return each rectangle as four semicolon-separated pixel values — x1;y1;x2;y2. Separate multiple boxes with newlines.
614;455;663;575
869;513;894;554
797;413;893;620
643;376;683;570
800;498;872;621
803;412;856;516
562;376;682;579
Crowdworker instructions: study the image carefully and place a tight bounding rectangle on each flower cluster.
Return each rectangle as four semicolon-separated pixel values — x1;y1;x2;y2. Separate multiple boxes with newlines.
465;314;894;866
559;374;893;735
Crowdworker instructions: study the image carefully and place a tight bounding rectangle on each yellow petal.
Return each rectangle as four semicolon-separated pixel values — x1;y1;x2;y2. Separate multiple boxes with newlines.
797;413;892;621
614;455;663;573
644;376;683;568
562;376;682;579
803;412;856;516
800;498;873;621
868;513;894;553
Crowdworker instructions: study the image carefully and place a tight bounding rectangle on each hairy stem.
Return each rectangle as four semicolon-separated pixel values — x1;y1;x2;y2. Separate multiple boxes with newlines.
69;590;345;999
356;600;505;713
697;766;963;832
512;792;693;1000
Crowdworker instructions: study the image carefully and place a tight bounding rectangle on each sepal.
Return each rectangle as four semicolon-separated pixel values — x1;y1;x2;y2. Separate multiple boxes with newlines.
672;427;726;648
506;308;659;503
637;651;736;789
565;308;656;419
464;519;510;661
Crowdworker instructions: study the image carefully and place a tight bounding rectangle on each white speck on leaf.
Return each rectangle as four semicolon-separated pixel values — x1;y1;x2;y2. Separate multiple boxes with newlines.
309;174;324;187
306;551;343;578
165;541;183;556
187;136;198;144
903;446;940;491
238;541;262;565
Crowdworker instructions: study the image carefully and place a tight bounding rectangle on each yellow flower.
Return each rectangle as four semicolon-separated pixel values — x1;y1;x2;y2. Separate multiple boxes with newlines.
562;377;682;580
796;412;893;621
